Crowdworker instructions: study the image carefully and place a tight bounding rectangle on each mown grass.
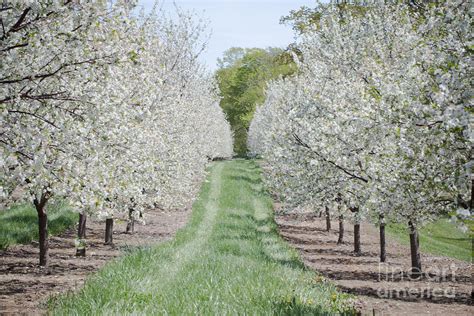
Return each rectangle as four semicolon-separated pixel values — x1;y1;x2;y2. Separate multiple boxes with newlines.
50;160;355;315
387;219;472;262
0;201;77;250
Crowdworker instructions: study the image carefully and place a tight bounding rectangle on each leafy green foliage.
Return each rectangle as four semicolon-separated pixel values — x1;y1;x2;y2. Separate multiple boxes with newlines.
216;48;296;156
50;160;354;314
0;201;76;250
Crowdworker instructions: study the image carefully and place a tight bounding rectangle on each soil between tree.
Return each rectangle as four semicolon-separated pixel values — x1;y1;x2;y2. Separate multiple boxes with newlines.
1;199;472;315
276;212;473;315
0;207;191;315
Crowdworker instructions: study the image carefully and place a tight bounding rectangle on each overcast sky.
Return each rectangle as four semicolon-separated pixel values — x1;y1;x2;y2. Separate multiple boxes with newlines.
137;0;318;70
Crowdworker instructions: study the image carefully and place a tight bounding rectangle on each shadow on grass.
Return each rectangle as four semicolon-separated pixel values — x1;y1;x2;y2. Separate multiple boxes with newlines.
213;208;306;271
0;205;76;250
253;217;309;270
434;236;472;242
273;300;326;316
228;175;262;186
1;212;37;222
228;212;255;222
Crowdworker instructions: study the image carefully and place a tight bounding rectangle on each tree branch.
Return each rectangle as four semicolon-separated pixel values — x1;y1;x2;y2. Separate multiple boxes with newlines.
293;133;369;183
8;109;58;128
8;7;31;34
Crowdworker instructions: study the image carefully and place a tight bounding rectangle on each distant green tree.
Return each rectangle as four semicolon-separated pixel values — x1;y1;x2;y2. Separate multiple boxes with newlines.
216;47;296;156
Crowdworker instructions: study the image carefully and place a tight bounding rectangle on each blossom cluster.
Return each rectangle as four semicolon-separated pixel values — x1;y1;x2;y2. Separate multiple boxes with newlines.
249;1;472;228
1;1;233;218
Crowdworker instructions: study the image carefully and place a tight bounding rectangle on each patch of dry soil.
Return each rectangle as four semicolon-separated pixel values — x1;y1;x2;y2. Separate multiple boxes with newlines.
0;207;191;315
276;213;473;316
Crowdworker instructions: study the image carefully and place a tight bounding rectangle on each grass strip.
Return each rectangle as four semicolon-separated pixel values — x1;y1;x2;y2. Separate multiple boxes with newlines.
50;160;354;315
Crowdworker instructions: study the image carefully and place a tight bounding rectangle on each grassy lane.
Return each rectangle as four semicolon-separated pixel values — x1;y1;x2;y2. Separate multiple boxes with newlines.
50;160;353;315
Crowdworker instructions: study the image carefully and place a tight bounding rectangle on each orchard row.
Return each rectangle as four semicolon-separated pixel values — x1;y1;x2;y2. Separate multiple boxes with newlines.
1;1;233;266
249;1;472;273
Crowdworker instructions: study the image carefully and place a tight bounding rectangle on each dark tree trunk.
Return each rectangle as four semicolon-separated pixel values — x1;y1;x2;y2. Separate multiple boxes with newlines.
37;211;48;266
76;212;87;257
325;206;331;231
337;215;344;244
78;212;87;239
105;218;114;245
354;222;361;255
471;178;473;299
126;209;135;234
408;220;422;276
34;193;50;267
351;207;361;255
379;214;386;263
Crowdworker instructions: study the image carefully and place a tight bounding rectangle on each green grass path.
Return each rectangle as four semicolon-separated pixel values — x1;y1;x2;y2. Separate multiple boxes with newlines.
50;160;353;315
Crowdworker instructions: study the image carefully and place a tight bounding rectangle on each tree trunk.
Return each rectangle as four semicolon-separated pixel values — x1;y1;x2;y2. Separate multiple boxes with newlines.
354;222;361;255
105;218;114;245
38;211;48;266
471;178;473;299
379;215;386;262
350;206;361;255
337;215;344;244
78;212;87;239
408;220;422;276
76;212;87;257
126;209;135;234
126;218;135;234
34;193;50;267
379;214;386;263
325;206;331;231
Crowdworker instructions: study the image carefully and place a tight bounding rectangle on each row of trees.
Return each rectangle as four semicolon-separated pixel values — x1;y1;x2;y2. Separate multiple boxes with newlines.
1;1;233;266
249;1;472;274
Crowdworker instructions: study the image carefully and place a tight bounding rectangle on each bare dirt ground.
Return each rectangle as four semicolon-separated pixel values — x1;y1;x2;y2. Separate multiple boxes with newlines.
0;207;191;315
276;213;473;316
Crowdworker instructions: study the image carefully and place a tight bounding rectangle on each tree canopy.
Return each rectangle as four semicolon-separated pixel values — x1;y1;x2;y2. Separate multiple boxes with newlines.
215;47;296;156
